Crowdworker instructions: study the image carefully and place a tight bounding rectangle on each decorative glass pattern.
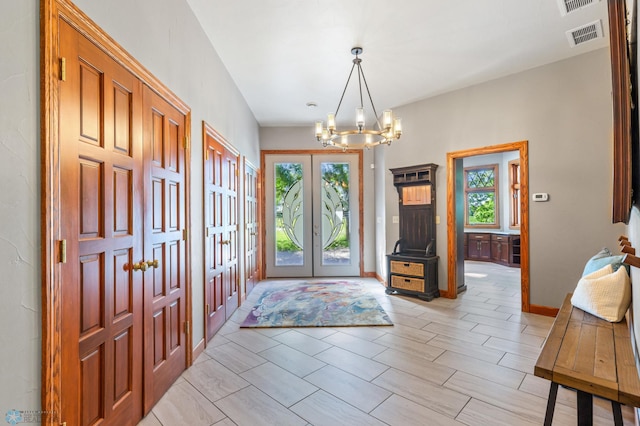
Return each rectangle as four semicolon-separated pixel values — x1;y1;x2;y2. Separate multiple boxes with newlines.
467;168;494;188
275;163;303;265
320;162;350;265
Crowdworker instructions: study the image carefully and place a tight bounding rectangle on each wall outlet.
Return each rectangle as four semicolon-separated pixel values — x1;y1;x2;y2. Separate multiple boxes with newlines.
392;216;399;223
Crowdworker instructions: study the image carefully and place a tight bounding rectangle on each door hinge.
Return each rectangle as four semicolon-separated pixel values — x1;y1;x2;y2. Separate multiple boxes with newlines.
59;239;67;263
183;136;189;150
206;303;210;314
204;148;209;161
235;168;239;177
205;227;209;238
183;229;188;241
183;320;190;335
59;57;66;81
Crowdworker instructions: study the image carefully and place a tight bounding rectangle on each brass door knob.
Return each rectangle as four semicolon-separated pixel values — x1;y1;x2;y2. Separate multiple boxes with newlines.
146;259;159;268
220;240;231;245
132;262;147;272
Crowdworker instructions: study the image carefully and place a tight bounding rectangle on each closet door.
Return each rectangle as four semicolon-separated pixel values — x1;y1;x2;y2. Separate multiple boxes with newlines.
244;160;260;296
204;127;239;341
142;85;187;412
58;18;144;425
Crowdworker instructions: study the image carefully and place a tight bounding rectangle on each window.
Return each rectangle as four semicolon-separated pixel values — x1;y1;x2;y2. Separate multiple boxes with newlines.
509;160;520;228
464;164;499;228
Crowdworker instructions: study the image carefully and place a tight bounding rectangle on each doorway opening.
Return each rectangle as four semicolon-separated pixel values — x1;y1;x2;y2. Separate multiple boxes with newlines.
446;141;530;312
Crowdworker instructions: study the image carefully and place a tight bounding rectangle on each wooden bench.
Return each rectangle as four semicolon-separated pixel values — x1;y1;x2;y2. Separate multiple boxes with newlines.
534;293;640;425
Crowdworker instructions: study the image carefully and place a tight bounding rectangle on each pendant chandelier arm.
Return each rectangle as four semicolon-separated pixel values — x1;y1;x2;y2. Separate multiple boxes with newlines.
357;63;364;108
334;62;357;118
358;65;383;130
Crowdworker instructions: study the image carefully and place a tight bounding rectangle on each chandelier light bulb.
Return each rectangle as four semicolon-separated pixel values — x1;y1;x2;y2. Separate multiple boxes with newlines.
356;107;365;131
327;113;336;132
315;121;323;139
383;110;393;130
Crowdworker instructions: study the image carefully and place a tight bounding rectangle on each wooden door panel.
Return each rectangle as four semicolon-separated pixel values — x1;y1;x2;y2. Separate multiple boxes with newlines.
205;143;226;340
60;18;143;426
143;85;187;412
79;159;102;239
204;128;239;337
224;154;239;318
81;350;102;425
79;62;101;143
244;162;260;295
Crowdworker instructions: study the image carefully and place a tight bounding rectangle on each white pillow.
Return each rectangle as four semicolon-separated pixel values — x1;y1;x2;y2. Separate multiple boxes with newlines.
571;263;631;322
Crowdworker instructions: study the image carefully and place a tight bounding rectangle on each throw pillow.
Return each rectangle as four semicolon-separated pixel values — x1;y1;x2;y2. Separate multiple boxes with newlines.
571;263;631;322
582;248;625;276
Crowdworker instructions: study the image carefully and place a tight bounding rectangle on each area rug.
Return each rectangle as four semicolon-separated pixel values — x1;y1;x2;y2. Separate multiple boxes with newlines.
240;280;393;328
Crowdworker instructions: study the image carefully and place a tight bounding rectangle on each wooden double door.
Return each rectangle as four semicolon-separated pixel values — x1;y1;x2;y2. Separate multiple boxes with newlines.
204;127;240;340
57;19;188;425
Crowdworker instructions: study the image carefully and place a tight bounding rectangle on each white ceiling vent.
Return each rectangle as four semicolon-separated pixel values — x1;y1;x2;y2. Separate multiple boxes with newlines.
566;20;604;47
557;0;600;16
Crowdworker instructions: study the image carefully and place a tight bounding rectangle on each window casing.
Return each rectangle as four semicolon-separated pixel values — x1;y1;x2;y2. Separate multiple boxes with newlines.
509;160;520;229
464;164;499;228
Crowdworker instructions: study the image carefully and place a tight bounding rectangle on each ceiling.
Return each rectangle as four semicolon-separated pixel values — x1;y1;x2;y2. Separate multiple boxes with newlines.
185;0;610;128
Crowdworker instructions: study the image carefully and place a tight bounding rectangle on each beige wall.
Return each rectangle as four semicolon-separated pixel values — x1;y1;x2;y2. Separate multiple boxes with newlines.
379;47;625;307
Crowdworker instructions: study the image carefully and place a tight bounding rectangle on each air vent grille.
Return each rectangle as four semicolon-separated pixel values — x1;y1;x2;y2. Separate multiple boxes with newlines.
557;0;599;15
566;20;604;46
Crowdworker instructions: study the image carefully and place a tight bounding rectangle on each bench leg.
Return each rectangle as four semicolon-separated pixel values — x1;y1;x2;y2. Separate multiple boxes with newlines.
611;401;623;426
544;382;559;426
576;390;593;426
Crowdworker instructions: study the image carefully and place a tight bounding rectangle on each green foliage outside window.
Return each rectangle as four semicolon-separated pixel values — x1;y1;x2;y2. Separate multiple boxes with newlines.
465;166;497;226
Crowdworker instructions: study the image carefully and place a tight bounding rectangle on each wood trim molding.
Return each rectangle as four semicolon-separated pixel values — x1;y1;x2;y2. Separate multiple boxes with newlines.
41;1;193;422
446;141;530;311
192;338;205;363
529;304;559;317
260;149;365;277
608;0;633;224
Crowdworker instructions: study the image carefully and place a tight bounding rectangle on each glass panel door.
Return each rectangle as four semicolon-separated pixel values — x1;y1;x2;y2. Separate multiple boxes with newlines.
265;155;312;277
265;153;359;277
312;155;360;276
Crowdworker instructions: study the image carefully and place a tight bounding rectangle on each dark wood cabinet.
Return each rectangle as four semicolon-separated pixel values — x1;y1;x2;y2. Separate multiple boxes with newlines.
491;234;510;265
387;254;439;301
464;232;520;267
467;233;491;261
386;164;439;300
510;235;521;266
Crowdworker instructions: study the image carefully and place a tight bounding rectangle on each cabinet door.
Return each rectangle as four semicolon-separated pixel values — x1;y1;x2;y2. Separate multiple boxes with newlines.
479;240;491;260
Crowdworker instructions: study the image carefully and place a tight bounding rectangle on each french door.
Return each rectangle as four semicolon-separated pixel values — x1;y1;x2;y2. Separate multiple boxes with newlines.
265;153;360;277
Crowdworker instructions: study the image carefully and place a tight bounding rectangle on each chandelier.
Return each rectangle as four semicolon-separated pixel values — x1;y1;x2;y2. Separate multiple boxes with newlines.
315;47;402;149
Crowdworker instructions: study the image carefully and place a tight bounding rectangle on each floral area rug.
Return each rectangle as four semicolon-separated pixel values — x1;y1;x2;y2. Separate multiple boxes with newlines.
240;280;393;328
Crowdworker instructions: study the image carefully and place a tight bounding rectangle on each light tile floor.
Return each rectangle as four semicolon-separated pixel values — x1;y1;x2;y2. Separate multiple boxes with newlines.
138;261;635;425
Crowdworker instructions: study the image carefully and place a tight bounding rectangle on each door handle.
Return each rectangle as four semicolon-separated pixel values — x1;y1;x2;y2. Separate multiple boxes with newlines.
146;259;159;269
132;262;147;272
220;240;231;245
